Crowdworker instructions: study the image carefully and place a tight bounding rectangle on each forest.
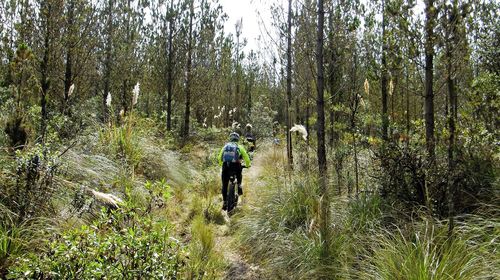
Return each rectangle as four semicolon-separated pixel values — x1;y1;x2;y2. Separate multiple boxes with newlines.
0;0;498;279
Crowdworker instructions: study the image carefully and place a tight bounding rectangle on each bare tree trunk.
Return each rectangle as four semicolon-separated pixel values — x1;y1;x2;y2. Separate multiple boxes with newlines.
286;0;294;169
446;0;459;235
39;1;52;144
406;63;410;137
316;0;329;260
381;0;389;141
424;0;436;161
183;1;194;139
166;0;175;131
63;0;75;116
102;0;113;122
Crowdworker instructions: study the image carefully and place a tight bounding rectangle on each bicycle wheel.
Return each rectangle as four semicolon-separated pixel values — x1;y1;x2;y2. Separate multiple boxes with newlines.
227;181;236;212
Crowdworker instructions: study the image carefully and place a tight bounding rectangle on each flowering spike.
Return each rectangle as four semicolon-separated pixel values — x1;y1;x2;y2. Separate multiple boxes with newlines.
132;83;140;106
290;124;308;141
68;84;75;97
106;92;112;107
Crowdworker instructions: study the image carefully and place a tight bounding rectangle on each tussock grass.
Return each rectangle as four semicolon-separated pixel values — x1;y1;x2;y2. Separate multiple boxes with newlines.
358;218;500;279
0;217;55;276
237;173;355;279
185;215;225;279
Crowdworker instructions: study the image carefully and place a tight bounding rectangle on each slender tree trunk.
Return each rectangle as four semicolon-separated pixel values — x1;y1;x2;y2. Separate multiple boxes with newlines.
102;0;113;122
446;0;459;235
406;63;410;137
40;1;52;144
316;0;329;260
286;0;294;169
235;21;241;121
166;0;175;131
63;0;75;116
424;0;436;160
381;0;389;141
183;1;194;139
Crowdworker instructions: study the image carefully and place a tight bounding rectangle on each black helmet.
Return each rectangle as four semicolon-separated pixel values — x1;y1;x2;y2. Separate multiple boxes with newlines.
229;132;240;142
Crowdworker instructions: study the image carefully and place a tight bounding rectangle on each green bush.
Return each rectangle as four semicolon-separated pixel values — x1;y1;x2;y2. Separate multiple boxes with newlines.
7;209;183;279
0;144;58;223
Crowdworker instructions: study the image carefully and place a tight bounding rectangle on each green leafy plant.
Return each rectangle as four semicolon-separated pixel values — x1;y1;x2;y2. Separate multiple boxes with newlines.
8;209;183;279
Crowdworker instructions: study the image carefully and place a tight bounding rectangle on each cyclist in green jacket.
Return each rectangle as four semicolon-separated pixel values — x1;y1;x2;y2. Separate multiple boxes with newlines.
218;132;251;210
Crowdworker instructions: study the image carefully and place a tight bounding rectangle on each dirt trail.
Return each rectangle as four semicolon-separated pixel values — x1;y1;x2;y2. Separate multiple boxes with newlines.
216;145;269;280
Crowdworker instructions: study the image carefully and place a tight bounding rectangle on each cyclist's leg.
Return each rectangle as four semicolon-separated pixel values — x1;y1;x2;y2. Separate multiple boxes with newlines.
221;166;230;210
236;164;243;195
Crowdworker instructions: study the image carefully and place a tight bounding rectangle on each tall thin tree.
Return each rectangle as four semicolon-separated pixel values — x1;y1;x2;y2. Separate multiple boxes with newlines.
286;0;294;169
183;0;194;139
316;0;329;260
424;0;436;160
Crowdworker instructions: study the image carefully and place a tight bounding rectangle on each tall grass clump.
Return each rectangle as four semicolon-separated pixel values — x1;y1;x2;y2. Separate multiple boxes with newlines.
238;174;355;279
345;193;383;233
358;218;500;280
100;97;143;169
185;215;225;279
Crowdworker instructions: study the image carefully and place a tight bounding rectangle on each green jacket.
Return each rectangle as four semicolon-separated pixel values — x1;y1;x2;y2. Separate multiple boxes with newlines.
218;142;251;167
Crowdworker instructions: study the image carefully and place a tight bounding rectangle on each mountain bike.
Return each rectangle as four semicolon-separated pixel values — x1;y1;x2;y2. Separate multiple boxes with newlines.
226;166;247;213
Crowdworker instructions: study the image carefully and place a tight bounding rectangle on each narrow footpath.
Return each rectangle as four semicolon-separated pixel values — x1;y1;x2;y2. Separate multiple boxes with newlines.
216;145;269;280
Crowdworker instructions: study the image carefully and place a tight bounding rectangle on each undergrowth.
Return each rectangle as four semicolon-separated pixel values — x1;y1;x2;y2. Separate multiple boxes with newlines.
237;145;500;280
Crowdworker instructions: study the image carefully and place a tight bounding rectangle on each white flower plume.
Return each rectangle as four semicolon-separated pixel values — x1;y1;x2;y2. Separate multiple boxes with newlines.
290;124;308;141
91;189;123;209
364;78;370;96
68;84;75;97
106;92;112;107
132;82;140;106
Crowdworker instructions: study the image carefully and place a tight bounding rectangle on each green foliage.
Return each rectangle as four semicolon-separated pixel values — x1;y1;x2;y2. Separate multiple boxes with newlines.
0;144;58;223
144;179;172;211
250;100;277;138
8;209;182;279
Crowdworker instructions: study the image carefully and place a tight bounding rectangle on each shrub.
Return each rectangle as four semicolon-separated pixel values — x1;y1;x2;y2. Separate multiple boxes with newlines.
0;144;58;223
250;101;277;138
8;209;183;279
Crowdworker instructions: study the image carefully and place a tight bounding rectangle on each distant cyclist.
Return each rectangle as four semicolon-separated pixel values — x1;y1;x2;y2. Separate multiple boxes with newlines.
244;123;256;152
218;132;251;211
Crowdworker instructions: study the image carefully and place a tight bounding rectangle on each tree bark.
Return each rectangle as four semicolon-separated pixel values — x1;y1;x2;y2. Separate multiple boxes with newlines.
381;0;389;141
183;1;194;139
40;0;52;144
102;0;113;122
424;0;436;160
63;0;75;116
446;0;459;235
316;0;329;260
286;0;294;169
166;0;175;131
